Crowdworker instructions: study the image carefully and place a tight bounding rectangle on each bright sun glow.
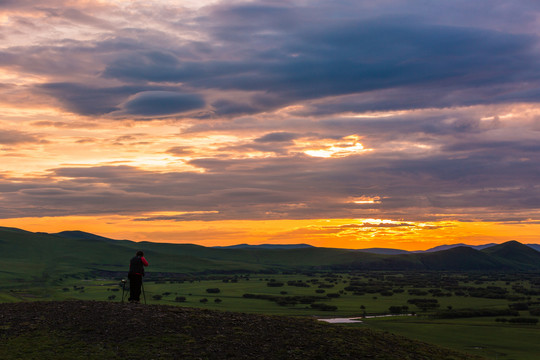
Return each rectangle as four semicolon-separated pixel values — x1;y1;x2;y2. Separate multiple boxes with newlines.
349;196;382;204
349;111;407;118
303;135;371;158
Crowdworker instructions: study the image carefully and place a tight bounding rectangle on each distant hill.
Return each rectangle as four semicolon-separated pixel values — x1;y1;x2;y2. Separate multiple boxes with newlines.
481;240;540;270
527;244;540;252
356;247;410;255
415;246;507;271
50;229;540;255
52;230;122;242
1;226;539;282
422;243;497;252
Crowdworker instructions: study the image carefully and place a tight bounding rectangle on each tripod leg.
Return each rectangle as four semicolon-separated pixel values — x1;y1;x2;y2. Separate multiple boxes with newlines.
141;279;146;304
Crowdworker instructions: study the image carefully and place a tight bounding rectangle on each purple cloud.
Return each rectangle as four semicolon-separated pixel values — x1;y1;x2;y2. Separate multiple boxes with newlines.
122;91;205;116
0;0;538;229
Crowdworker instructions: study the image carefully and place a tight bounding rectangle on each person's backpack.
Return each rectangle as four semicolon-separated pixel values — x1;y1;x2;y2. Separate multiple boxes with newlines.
129;256;145;276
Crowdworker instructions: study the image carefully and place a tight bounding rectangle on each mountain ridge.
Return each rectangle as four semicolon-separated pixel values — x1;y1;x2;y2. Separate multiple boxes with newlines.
1;226;539;279
52;230;123;242
49;228;540;254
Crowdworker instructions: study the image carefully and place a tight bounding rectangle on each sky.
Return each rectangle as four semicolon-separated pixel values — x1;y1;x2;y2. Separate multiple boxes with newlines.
0;0;539;250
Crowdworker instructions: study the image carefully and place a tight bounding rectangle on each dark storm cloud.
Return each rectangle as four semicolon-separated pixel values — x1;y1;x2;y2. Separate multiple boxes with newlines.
443;139;540;153
100;16;540;112
36;83;138;116
34;83;205;117
102;53;248;83
122;91;205;116
254;132;299;143
301;111;505;147
3;1;539;117
210;99;261;117
295;85;534;116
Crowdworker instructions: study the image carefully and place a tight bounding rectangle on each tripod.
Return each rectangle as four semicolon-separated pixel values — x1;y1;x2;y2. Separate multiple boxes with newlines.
122;276;146;304
141;277;147;304
121;279;127;304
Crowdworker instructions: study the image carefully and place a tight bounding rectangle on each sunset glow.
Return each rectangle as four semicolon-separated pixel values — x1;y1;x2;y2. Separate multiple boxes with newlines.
0;0;538;249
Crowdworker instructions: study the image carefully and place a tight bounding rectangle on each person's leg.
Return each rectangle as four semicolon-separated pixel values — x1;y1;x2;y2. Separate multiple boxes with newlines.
133;275;142;301
128;274;137;301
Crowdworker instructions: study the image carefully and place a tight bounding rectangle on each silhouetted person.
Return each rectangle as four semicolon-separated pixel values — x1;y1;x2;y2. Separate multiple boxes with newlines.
128;250;149;303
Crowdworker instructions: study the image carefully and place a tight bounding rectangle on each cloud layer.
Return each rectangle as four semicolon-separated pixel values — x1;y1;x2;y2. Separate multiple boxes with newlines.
0;0;539;244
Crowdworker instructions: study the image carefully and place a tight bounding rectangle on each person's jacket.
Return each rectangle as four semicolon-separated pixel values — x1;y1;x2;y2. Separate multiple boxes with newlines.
129;256;149;276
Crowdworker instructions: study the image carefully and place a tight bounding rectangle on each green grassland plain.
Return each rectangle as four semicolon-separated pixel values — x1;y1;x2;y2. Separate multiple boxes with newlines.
2;272;540;360
2;227;540;359
3;273;524;314
364;316;540;360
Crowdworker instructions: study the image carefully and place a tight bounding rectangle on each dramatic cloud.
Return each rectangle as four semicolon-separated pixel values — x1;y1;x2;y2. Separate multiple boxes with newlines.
255;132;299;143
121;91;205;116
3;1;538;118
96;18;540;114
0;0;539;246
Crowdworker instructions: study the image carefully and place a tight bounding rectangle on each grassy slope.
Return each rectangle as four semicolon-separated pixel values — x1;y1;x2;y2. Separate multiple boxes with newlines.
0;227;387;280
0;300;481;360
364;316;540;360
481;241;540;270
3;272;537;359
415;247;506;271
2;226;540;285
0;227;266;280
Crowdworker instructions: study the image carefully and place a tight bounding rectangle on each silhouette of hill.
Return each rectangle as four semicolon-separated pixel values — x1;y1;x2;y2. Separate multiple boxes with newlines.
528;244;540;252
53;230;121;242
356;247;410;255
0;301;481;360
1;226;539;280
423;243;497;252
481;240;540;270
416;246;506;270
